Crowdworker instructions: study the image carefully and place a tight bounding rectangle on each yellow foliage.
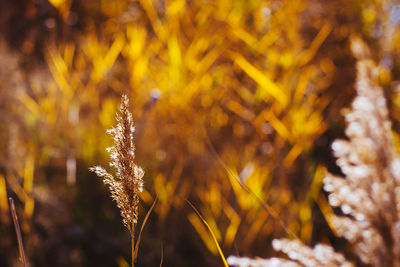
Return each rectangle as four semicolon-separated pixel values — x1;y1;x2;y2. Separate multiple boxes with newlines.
8;0;400;264
0;174;8;217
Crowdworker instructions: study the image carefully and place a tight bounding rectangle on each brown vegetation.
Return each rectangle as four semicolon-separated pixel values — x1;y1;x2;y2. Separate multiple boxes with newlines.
1;0;400;266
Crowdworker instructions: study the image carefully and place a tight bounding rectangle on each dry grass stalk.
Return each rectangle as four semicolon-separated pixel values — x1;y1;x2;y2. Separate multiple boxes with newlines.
9;197;26;267
227;239;351;267
228;38;400;267
90;95;144;267
323;38;400;266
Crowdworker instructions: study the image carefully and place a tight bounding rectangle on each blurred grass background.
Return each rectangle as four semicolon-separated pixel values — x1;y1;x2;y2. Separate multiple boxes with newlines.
0;0;400;266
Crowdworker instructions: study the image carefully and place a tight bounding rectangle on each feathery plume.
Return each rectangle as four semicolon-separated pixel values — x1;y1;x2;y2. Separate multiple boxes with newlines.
228;239;352;267
227;255;301;267
322;37;400;266
90;95;144;233
229;38;400;267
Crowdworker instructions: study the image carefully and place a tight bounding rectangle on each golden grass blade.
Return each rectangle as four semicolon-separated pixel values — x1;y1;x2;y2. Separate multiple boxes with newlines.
134;197;158;261
205;132;298;240
0;174;8;215
297;24;331;66
9;197;26;267
159;242;163;267
231;53;288;107
185;199;229;267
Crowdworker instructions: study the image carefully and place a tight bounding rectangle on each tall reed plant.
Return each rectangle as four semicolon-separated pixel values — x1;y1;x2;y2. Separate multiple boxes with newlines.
228;38;400;267
90;95;144;267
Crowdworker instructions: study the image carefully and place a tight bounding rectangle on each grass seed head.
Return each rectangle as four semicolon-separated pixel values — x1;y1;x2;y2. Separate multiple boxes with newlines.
90;95;144;233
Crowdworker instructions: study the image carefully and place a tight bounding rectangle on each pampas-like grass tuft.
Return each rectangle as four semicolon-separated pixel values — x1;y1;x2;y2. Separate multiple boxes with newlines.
228;38;400;267
90;95;144;267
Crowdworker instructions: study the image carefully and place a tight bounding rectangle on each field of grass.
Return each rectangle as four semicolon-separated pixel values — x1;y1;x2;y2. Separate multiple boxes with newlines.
1;1;400;266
